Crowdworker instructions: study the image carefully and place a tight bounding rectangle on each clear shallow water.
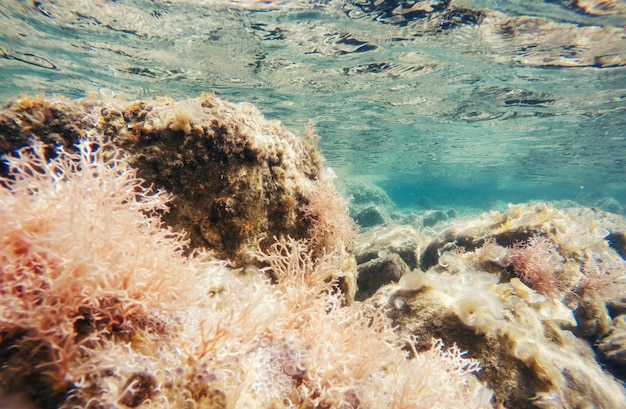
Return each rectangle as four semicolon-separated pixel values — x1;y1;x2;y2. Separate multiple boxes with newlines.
1;0;625;211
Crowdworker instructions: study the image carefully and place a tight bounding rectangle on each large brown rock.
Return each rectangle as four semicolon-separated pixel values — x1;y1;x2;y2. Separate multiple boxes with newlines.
0;94;357;282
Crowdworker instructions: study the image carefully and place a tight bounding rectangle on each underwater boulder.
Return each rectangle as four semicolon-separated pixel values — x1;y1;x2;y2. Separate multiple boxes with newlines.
338;179;397;222
355;252;409;301
356;202;626;407
367;272;626;408
355;224;425;270
0;94;357;290
354;205;388;228
598;314;626;381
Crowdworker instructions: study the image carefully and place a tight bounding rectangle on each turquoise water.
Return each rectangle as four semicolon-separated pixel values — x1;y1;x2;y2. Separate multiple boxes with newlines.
1;0;625;212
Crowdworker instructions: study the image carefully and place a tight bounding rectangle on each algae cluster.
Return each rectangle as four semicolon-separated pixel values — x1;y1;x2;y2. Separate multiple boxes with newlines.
0;94;491;409
1;94;625;408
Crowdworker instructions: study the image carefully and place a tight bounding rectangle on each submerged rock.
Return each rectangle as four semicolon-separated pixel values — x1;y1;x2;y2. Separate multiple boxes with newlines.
356;203;626;408
598;314;626;380
338;179;397;227
355;224;426;270
356;252;409;301
354;205;388;228
0;94;357;287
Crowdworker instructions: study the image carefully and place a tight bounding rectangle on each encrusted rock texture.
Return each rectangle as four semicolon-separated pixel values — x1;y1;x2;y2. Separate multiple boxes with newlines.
0;94;356;276
354;199;626;408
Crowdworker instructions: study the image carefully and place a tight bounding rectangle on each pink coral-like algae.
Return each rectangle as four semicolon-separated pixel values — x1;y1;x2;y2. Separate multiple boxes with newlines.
0;134;493;409
0;135;203;407
508;234;568;297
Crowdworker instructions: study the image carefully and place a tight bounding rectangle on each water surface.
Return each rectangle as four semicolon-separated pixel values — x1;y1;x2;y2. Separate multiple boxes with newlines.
1;0;624;211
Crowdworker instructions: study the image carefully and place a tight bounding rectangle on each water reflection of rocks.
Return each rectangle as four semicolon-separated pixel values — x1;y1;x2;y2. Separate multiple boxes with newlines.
344;0;625;67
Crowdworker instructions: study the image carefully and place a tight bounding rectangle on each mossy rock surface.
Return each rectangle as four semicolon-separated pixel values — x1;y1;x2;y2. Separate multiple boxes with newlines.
0;95;354;271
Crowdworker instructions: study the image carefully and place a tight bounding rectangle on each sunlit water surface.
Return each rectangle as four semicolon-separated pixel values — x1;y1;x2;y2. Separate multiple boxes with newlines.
1;0;625;212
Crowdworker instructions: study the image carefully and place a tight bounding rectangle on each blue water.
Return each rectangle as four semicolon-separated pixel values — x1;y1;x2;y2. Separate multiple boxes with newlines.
1;0;625;213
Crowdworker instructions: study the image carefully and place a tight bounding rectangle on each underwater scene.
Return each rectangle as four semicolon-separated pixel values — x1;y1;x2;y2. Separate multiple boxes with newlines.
0;1;625;408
